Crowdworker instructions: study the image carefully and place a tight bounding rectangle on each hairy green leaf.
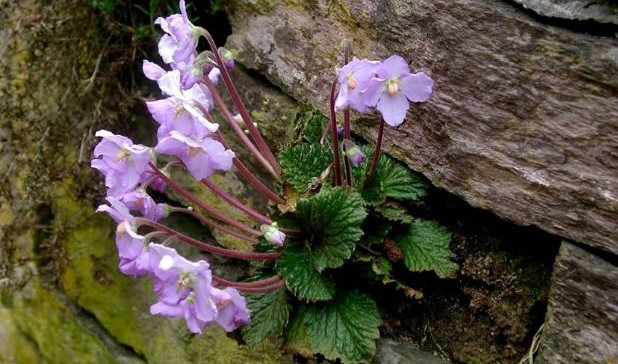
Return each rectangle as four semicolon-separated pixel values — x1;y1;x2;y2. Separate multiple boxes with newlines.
277;241;336;301
284;305;313;357
296;187;367;271
305;291;381;363
279;143;332;193
242;289;292;346
397;219;459;278
360;154;428;205
375;206;414;224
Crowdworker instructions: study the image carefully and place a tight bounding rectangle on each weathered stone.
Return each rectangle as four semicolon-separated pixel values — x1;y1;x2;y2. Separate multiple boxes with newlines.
536;242;618;364
510;0;618;24
374;339;448;364
225;0;618;255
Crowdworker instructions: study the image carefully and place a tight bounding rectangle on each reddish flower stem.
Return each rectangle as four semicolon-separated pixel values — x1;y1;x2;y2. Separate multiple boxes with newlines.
231;280;286;293
136;218;280;260
329;78;342;186
170;207;259;244
201;179;272;225
201;76;279;180
367;116;385;181
213;131;287;205
149;162;261;236
342;46;353;186
201;30;281;176
212;274;282;288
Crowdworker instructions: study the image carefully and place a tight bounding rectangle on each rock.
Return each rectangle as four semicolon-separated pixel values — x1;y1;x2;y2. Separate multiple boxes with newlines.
536;242;618;363
374;339;448;364
510;0;618;24
225;0;618;255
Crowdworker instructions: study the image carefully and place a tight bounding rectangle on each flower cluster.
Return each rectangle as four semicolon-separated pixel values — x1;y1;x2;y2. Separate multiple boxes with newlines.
335;55;433;127
90;0;289;334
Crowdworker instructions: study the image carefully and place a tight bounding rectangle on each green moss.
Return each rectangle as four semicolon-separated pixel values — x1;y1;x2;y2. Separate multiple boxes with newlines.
54;179;291;363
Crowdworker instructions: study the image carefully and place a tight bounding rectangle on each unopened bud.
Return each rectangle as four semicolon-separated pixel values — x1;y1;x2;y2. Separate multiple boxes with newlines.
260;222;286;246
343;140;366;167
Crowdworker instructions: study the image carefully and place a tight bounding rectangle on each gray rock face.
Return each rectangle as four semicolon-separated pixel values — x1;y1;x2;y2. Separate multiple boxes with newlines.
374;339;448;364
511;0;618;24
225;0;618;255
537;242;618;363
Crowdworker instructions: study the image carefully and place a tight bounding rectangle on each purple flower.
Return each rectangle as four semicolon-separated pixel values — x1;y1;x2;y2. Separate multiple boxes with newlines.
148;244;218;334
96;196;134;224
343;140;366;167
91;130;152;196
260;223;285;246
115;221;150;276
211;287;250;332
335;57;381;113
364;55;434;127
147;70;218;140
155;0;199;65
143;60;167;81
155;131;235;181
117;188;168;221
96;197;149;276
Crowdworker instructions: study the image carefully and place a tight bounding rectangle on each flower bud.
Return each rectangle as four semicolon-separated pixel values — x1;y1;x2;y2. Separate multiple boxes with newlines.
218;47;235;70
260;223;286;246
343;140;366;167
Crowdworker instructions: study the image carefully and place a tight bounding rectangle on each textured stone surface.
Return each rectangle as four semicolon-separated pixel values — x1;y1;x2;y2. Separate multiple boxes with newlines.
374;339;448;364
511;0;618;24
225;0;618;255
537;242;618;363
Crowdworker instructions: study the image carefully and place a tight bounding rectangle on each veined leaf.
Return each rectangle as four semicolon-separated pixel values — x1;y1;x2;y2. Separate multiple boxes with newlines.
396;219;459;278
375;206;414;224
360;153;428;205
276;241;336;301
296;187;367;271
279;143;332;193
242;289;292;346
305;291;381;363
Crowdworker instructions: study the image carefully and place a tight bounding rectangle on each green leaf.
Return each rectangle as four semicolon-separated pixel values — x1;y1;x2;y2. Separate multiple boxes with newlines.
242;289;292;346
277;241;336;301
396;219;459;278
279;143;332;193
375;206;414;224
284;305;313;357
372;257;392;277
305;291;381;363
301;110;330;144
361;154;428;205
296;187;367;271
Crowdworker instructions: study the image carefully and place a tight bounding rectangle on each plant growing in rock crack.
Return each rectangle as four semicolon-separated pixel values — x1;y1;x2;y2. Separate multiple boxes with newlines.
90;1;458;362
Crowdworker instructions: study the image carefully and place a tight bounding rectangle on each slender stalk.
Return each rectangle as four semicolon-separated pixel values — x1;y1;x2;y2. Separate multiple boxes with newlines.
367;116;385;181
201;30;281;175
149;162;261;236
213;131;286;205
202;76;280;180
201;179;272;225
329;78;342;186
212;274;281;288
170;207;259;244
231;280;286;294
136;218;280;260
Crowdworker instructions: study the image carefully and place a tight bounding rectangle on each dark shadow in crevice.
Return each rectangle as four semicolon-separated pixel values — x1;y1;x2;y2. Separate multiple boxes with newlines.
502;0;618;37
